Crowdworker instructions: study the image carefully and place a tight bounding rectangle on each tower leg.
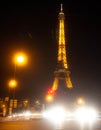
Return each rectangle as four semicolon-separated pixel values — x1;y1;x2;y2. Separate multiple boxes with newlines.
52;77;59;91
65;77;72;89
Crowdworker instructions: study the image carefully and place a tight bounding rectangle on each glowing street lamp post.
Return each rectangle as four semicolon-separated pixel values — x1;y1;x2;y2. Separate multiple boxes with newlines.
8;53;27;115
13;53;27;98
8;79;17;115
14;53;27;78
9;79;17;100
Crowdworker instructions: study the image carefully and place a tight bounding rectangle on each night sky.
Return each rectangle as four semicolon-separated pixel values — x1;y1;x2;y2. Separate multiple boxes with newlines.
0;1;101;107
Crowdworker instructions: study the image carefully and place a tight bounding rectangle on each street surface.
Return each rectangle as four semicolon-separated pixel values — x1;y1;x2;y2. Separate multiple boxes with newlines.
0;119;101;130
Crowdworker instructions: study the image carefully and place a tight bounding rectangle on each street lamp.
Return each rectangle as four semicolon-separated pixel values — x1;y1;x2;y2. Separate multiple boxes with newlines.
45;87;56;102
77;97;85;105
8;79;17;100
14;52;27;66
13;52;28;78
7;52;28;115
8;79;18;115
45;94;54;102
9;52;27;99
13;52;27;97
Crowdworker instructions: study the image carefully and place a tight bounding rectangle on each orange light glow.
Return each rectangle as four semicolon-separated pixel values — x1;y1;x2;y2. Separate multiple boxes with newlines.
9;79;17;88
45;94;54;102
14;52;28;66
77;97;85;105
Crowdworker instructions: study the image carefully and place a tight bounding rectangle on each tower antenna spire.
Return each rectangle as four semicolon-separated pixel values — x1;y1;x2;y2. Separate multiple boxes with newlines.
61;3;63;11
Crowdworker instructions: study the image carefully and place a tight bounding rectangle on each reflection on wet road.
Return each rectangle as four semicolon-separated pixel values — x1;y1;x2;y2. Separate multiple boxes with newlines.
0;119;101;130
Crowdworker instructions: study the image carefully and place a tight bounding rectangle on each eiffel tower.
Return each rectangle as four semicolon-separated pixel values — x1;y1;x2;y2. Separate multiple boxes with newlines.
52;4;72;91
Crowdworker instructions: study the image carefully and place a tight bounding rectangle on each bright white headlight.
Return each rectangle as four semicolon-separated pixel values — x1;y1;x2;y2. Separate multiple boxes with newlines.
74;107;97;123
43;106;66;123
24;111;31;117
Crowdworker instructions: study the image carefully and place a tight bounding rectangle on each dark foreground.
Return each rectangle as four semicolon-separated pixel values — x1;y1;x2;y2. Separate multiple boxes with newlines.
0;119;101;130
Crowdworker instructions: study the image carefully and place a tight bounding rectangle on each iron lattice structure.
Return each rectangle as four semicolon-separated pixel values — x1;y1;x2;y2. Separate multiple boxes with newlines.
52;4;72;91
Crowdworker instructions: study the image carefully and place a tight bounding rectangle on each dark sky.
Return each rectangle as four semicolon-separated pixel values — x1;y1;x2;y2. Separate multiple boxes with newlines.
0;1;101;107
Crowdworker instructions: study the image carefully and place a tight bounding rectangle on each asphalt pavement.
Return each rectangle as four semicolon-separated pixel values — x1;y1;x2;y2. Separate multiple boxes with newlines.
0;118;101;130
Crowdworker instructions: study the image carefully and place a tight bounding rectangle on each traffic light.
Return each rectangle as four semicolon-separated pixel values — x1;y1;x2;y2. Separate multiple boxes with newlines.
45;87;56;102
47;87;55;95
45;94;54;102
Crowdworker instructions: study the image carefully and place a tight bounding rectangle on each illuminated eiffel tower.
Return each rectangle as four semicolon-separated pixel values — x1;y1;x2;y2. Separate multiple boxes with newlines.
52;4;73;91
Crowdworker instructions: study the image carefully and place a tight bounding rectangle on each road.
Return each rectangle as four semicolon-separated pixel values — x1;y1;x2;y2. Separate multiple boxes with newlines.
0;119;101;130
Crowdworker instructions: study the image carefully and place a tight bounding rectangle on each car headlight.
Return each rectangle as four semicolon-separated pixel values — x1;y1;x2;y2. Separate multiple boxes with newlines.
74;107;97;123
43;106;66;123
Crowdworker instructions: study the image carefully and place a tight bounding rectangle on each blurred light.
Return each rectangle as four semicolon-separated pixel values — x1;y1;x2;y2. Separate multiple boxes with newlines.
43;106;66;123
2;104;6;108
74;107;97;123
24;111;31;117
77;97;85;105
47;87;56;95
9;79;17;88
45;94;54;102
17;56;24;63
14;52;28;66
45;87;56;102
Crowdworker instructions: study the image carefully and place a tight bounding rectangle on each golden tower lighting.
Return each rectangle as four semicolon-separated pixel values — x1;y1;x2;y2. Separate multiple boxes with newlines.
52;4;72;91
